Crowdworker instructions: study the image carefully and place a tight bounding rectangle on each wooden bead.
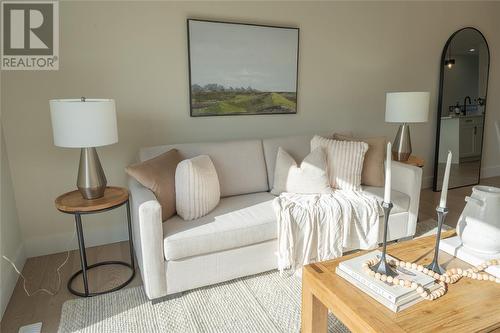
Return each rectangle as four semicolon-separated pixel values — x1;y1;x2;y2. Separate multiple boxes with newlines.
364;257;500;301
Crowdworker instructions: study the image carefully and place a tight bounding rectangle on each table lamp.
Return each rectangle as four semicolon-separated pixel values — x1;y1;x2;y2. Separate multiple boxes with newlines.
50;98;118;199
385;92;430;161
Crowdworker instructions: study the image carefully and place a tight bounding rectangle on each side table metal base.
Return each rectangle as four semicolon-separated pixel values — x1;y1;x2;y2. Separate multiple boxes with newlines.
65;198;135;297
68;260;135;297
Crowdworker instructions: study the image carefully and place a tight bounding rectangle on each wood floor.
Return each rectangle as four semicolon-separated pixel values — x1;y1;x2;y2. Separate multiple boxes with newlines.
418;176;500;227
1;176;499;333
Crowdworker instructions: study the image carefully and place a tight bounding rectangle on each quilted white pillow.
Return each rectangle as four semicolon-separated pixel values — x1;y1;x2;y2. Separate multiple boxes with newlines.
271;147;332;195
175;155;220;220
311;135;368;191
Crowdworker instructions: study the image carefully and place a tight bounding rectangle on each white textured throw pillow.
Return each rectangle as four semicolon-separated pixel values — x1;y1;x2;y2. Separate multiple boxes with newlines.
311;135;368;191
271;147;332;195
175;155;221;220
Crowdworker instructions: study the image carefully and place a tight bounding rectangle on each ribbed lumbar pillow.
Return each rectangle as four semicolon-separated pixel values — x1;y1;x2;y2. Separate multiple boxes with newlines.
311;135;368;191
175;155;221;220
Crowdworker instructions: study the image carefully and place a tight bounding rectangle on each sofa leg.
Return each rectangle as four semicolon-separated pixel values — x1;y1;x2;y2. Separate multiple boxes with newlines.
397;236;414;243
151;292;183;305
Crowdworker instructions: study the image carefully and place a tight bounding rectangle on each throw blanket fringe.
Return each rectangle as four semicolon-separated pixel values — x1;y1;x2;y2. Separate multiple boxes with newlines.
274;191;381;273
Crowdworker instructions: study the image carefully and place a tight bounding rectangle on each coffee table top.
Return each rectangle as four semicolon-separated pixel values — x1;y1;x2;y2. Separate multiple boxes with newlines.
303;230;500;333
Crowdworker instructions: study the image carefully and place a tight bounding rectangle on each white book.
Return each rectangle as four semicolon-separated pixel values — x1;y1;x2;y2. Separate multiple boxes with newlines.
338;250;435;304
335;268;437;312
440;236;500;278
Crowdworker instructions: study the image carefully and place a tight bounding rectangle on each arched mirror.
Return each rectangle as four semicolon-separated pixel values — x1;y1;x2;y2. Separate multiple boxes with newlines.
433;28;490;191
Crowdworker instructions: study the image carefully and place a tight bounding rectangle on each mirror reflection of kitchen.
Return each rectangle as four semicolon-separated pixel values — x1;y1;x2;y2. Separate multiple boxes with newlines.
434;28;490;191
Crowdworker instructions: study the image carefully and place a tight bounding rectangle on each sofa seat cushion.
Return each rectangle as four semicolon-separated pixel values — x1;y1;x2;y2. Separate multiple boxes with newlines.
163;192;276;260
362;186;410;215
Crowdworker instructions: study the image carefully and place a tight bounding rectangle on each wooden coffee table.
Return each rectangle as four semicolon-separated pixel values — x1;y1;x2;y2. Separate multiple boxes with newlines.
301;230;500;333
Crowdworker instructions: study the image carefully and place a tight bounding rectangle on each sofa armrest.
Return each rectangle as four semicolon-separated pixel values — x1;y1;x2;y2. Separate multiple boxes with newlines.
391;162;423;237
128;178;167;300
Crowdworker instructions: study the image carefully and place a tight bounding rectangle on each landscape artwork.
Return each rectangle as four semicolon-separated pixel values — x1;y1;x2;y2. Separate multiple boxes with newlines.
188;19;299;116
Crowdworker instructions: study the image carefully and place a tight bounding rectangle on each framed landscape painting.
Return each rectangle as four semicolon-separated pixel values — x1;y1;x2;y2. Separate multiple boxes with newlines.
187;19;299;117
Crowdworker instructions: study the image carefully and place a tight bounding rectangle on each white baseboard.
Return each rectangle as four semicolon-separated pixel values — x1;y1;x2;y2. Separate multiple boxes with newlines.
1;243;26;319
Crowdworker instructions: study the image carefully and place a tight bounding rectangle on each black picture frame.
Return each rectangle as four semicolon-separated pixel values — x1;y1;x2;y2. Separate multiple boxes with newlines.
432;27;490;192
187;19;300;117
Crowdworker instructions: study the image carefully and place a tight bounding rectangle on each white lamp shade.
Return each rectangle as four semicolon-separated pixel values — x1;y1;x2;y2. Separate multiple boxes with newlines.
50;99;118;148
385;92;430;123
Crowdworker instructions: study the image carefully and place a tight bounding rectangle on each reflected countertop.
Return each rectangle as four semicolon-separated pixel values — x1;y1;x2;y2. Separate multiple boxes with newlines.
441;114;484;120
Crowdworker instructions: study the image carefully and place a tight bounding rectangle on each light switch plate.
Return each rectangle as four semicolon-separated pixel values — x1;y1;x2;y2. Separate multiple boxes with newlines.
18;322;42;333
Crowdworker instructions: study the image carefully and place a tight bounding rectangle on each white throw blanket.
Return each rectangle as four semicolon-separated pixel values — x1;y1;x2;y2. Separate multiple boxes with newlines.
274;191;381;272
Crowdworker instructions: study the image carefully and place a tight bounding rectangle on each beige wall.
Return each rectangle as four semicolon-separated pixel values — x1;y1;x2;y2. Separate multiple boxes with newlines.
2;1;500;257
0;125;26;318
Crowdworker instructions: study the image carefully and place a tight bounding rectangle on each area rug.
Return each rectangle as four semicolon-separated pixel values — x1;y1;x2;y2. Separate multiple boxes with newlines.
58;270;348;333
414;219;453;238
58;220;451;333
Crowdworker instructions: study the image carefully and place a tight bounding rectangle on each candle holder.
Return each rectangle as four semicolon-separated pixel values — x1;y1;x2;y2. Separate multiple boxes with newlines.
373;202;398;277
425;206;449;275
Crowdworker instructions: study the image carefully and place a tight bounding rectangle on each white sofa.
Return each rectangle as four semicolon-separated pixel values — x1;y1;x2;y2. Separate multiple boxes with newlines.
128;134;423;301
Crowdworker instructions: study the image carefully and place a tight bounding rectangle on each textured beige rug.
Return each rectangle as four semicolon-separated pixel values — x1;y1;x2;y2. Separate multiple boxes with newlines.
58;270;348;333
58;220;450;333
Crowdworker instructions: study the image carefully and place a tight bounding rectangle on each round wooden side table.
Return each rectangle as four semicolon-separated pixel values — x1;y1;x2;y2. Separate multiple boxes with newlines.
55;186;135;297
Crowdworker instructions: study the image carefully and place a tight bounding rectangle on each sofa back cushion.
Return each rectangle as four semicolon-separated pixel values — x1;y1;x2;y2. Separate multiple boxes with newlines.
139;140;268;197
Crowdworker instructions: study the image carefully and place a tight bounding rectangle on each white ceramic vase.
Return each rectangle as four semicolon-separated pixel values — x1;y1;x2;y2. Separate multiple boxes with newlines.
457;186;500;254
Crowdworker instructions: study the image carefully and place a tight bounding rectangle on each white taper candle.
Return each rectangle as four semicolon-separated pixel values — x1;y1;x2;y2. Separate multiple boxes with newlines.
439;151;452;208
384;142;391;203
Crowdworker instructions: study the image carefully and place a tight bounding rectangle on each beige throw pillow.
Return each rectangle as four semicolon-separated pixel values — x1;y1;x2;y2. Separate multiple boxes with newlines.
125;149;182;221
271;147;332;195
310;135;368;191
333;134;386;187
175;155;220;221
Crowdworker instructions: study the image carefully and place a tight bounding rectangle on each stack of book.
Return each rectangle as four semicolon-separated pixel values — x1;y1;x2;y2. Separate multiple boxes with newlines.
336;250;438;312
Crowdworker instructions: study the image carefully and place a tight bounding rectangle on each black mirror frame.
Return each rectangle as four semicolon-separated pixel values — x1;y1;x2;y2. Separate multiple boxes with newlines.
432;27;490;192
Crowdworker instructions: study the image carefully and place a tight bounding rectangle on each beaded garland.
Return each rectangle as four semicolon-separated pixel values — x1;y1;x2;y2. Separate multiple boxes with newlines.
363;258;500;301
